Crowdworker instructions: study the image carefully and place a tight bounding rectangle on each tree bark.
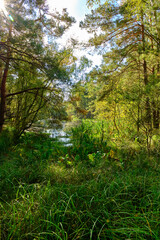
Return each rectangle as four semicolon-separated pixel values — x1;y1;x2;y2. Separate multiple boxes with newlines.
152;99;159;129
0;26;12;133
141;14;152;129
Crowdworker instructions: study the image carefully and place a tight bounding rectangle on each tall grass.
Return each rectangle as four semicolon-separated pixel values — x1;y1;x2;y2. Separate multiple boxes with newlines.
0;124;160;239
70;120;111;164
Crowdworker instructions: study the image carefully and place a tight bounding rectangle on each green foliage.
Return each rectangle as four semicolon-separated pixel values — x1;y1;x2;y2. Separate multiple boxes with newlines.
1;132;160;239
0;128;15;153
0;0;160;238
78;0;160;150
0;0;76;137
70;120;110;164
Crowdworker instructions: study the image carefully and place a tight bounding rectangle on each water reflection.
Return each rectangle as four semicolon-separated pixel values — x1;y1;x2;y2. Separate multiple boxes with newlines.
44;122;72;147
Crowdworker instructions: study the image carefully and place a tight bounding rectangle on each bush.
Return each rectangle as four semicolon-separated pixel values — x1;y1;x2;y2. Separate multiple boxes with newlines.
0;128;15;153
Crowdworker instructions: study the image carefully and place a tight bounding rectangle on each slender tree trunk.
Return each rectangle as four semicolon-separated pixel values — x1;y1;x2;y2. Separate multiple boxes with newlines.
141;19;148;86
0;26;12;133
141;14;152;129
155;29;160;129
149;9;159;129
152;101;159;129
151;57;159;130
137;57;141;134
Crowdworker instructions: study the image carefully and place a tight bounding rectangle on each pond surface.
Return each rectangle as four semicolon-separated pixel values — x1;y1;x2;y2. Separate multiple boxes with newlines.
44;122;72;147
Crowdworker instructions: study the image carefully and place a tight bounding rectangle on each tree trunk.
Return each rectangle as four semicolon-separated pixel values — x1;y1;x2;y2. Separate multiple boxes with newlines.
0;26;12;133
141;14;152;129
149;8;160;130
141;20;148;86
152;101;159;129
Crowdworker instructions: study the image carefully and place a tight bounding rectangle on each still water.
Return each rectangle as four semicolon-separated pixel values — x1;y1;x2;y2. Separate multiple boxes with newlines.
44;122;72;147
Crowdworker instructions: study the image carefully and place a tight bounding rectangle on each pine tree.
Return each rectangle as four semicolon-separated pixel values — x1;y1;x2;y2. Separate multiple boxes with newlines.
0;0;75;135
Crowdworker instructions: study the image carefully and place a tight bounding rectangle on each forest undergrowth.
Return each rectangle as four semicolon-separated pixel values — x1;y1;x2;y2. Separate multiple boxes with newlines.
0;120;160;240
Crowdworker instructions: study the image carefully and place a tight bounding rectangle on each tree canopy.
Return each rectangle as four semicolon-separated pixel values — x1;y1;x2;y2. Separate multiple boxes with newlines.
0;0;76;136
66;0;160;148
0;0;159;147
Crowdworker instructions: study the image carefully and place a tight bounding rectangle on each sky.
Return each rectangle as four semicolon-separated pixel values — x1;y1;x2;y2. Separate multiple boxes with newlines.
48;0;91;43
0;0;102;65
47;0;102;66
48;0;89;21
0;0;101;66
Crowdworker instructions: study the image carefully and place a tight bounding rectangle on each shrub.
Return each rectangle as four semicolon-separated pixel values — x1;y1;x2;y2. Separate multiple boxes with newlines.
0;128;15;153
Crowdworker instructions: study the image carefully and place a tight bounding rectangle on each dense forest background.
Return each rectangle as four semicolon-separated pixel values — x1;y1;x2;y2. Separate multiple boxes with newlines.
0;0;160;239
68;0;160;151
0;0;159;149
